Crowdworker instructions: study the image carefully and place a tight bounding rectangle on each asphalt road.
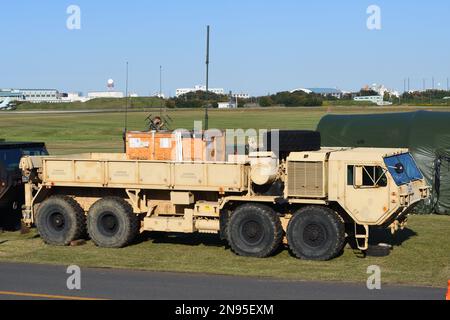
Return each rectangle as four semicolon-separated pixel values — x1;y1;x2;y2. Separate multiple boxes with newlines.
0;262;445;300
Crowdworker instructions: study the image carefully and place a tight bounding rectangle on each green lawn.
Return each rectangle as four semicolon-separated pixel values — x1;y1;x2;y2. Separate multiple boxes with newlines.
2;105;450;155
0;215;449;287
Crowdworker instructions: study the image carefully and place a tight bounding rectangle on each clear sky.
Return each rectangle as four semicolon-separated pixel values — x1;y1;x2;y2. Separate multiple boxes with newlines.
1;0;449;96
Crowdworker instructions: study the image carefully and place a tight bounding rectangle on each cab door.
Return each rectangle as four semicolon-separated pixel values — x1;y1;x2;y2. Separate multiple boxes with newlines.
0;161;9;201
344;165;392;224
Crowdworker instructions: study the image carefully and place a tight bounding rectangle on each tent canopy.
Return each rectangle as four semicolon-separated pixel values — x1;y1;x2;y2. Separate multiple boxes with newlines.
317;111;450;214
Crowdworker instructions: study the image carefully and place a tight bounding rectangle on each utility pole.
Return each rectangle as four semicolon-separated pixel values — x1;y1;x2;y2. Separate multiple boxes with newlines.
123;61;129;153
159;65;163;97
204;25;210;131
159;65;163;115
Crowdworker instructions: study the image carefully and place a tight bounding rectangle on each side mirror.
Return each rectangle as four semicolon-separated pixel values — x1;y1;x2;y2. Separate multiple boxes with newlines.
354;166;363;188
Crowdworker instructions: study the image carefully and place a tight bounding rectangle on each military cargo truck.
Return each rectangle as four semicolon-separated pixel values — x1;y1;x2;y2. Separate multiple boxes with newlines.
20;147;429;260
0;142;48;230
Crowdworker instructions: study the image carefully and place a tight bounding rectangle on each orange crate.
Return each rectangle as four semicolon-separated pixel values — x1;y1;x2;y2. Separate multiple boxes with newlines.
126;131;226;162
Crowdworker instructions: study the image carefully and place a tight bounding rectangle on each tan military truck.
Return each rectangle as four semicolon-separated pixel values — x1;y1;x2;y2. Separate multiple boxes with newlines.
20;148;429;261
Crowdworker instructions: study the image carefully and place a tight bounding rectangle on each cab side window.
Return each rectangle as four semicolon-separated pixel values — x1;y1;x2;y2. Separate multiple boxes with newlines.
347;165;387;187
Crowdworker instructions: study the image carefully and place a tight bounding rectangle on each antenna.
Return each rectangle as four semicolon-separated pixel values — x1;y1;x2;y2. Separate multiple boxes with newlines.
159;65;163;117
204;25;210;131
159;65;163;97
123;61;129;153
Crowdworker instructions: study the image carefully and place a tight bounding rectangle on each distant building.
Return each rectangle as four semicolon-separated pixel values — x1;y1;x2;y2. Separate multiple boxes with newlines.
0;89;60;103
367;84;400;98
290;87;344;99
218;101;238;109
152;92;166;99
176;85;225;97
60;92;91;103
0;89;24;102
232;93;250;99
353;95;392;106
87;91;125;99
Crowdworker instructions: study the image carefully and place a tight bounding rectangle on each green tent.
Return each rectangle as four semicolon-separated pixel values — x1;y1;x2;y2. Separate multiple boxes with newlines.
317;111;450;214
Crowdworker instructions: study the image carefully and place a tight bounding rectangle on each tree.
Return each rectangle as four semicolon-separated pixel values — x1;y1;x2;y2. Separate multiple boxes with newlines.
259;96;274;107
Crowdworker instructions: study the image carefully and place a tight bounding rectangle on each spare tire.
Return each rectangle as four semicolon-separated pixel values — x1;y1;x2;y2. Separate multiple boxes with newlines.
366;244;392;257
263;130;321;153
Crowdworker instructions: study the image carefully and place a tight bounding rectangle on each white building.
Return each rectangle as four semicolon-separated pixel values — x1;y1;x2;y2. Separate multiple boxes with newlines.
152;92;166;99
87;91;125;99
368;84;400;98
353;95;393;106
291;87;344;99
60;92;91;103
232;93;250;99
176;85;225;97
218;101;238;109
0;89;61;103
0;89;25;102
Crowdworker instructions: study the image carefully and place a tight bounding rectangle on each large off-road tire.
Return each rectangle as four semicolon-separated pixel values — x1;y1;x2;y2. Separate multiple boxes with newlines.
87;197;139;248
287;206;345;261
36;196;87;246
227;203;283;258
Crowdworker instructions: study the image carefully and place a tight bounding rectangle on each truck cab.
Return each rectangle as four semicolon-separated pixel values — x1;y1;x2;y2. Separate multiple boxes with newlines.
286;148;430;250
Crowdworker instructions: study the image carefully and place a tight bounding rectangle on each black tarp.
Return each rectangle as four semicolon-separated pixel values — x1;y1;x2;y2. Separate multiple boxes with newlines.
317;111;450;214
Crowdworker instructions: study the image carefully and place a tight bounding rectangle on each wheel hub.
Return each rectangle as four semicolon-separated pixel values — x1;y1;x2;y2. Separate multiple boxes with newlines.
241;220;264;245
49;212;65;232
98;212;119;236
303;223;326;247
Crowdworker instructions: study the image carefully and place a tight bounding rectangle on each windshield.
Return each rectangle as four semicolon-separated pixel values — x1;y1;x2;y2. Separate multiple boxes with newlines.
384;153;423;186
0;147;48;171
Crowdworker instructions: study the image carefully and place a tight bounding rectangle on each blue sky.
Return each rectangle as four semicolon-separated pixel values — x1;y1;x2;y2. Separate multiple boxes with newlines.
1;0;449;96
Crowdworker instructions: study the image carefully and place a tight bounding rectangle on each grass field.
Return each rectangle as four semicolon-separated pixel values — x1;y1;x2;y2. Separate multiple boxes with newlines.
0;215;449;287
1;105;449;287
2;105;450;155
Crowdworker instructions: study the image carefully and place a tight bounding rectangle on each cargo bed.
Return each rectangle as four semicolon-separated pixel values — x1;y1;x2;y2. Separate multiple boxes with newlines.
22;153;249;193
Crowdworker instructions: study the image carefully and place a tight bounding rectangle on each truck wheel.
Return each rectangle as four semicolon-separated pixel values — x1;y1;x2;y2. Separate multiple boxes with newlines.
36;196;87;246
227;203;283;258
287;206;345;261
87;197;139;248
